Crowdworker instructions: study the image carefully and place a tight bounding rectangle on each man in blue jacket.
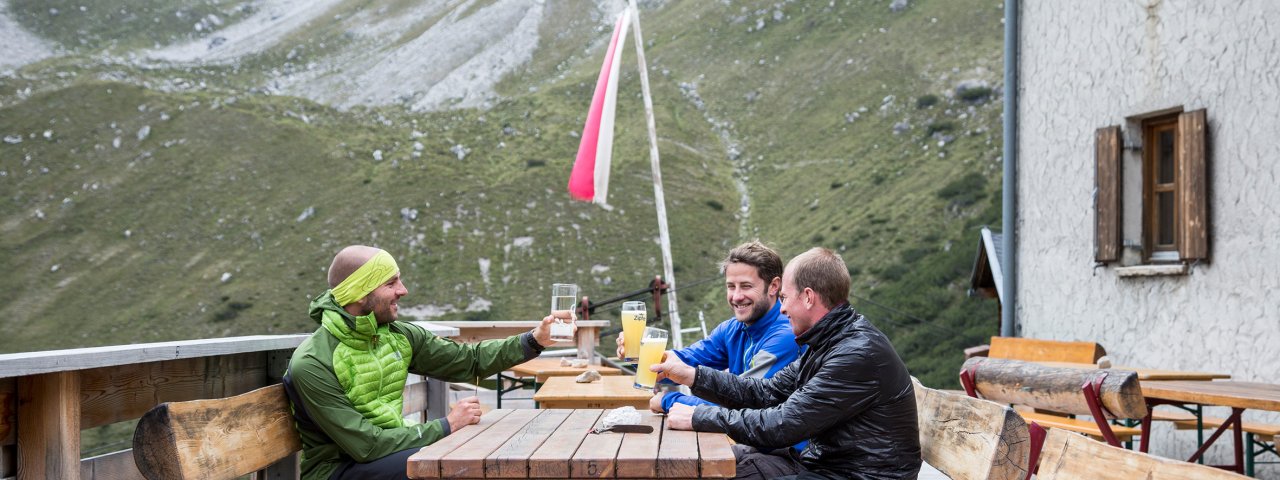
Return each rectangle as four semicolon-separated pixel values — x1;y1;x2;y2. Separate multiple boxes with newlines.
617;240;801;414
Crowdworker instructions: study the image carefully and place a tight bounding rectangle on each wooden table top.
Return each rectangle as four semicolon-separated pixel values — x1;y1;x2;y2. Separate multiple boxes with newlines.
1141;380;1280;412
1033;361;1231;381
533;376;653;404
510;357;623;382
407;409;735;478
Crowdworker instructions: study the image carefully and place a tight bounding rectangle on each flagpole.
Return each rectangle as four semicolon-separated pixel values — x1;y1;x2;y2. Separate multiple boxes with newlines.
626;0;682;349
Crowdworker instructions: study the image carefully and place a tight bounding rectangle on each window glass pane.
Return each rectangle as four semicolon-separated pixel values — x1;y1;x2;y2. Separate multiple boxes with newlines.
1158;191;1175;245
1158;129;1175;184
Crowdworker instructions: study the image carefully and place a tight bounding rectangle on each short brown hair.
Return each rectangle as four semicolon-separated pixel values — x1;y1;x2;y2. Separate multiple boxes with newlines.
720;240;783;286
788;247;850;308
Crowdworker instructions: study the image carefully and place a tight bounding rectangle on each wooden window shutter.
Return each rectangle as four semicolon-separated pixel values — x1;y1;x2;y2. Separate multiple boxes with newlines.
1177;109;1209;261
1094;126;1123;263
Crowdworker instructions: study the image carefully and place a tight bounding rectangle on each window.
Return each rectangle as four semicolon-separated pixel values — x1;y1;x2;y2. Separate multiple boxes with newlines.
1094;108;1208;267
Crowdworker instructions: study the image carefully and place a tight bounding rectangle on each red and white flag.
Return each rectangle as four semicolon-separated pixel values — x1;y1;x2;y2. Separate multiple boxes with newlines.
568;8;631;205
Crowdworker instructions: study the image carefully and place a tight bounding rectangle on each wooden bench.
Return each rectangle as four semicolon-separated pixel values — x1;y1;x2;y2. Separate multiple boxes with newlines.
913;379;1031;480
133;383;301;479
960;356;1148;473
1035;428;1249;479
987;336;1106;364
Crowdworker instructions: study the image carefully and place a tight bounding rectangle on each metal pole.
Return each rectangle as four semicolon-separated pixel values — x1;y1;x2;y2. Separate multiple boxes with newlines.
627;0;683;348
1000;0;1018;338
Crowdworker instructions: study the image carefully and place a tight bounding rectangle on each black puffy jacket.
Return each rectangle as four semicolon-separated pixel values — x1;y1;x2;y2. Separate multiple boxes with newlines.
690;303;921;479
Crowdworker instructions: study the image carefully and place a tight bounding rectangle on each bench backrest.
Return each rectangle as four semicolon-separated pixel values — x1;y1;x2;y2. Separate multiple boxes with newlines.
914;379;1030;480
133;383;301;480
988;337;1105;364
1036;429;1248;479
961;357;1148;419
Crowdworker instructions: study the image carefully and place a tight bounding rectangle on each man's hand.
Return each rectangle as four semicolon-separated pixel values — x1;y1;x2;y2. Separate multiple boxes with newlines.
666;403;695;430
446;396;483;433
532;315;573;347
649;391;666;414
615;332;627;359
652;351;696;386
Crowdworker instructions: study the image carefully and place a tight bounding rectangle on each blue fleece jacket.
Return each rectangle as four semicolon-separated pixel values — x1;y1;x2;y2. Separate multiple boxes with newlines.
660;301;800;412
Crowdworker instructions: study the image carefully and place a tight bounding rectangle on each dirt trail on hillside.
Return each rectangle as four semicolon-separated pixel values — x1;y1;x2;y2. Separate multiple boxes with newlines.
147;0;347;63
0;2;55;72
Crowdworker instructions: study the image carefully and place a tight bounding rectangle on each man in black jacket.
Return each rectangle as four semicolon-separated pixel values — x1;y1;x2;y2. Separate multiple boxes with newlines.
653;247;921;480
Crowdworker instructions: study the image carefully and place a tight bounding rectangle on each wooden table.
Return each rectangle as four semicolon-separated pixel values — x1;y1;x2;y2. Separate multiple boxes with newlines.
1034;361;1231;381
407;409;736;478
1139;380;1280;474
510;357;623;384
533;376;652;410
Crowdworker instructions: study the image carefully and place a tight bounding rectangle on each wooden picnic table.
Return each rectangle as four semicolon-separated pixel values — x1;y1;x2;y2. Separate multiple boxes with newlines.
533;376;653;410
510;357;623;384
407;409;736;478
1033;361;1231;381
1138;380;1280;474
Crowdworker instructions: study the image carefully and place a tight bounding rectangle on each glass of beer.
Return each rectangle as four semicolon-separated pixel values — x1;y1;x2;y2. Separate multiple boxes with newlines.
549;283;578;342
620;301;646;364
633;327;669;389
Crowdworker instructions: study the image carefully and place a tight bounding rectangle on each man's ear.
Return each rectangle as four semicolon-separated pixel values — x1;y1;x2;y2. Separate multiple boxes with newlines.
767;277;781;297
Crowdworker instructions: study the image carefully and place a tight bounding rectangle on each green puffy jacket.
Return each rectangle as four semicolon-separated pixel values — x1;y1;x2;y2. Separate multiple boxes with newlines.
284;291;541;480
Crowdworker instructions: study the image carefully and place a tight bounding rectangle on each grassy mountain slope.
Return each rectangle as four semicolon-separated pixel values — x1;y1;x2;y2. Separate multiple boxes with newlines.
1;0;1000;387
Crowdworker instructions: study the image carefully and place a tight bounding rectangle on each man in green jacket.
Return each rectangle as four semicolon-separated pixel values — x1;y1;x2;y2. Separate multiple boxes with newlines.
284;245;562;480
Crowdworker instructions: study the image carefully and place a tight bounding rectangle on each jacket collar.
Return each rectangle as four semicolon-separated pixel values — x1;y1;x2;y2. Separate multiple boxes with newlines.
795;302;857;347
741;301;784;338
310;290;383;348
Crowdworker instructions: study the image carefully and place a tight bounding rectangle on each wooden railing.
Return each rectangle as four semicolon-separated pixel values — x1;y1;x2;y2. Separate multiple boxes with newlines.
0;322;458;480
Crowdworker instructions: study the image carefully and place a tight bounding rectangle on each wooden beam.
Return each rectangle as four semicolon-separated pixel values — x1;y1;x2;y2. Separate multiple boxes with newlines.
988;337;1105;364
18;371;81;480
0;336;308;379
79;353;270;430
0;378;14;447
527;409;600;478
963;357;1147;419
914;379;1030;480
1036;429;1247;479
408;409;514;479
132;384;300;480
484;409;571;478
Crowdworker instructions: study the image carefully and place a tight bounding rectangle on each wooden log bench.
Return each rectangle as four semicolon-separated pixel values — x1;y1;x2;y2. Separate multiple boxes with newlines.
960;356;1149;475
1035;428;1249;479
913;379;1031;480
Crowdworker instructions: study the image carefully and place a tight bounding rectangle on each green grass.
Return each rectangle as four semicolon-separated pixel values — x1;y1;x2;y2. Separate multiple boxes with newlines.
0;0;1004;388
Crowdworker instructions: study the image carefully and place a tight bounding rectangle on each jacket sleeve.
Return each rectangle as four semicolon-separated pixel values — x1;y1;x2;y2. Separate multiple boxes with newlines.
661;390;715;412
688;361;799;409
401;324;541;381
740;332;800;379
288;355;449;462
673;321;732;370
691;346;880;450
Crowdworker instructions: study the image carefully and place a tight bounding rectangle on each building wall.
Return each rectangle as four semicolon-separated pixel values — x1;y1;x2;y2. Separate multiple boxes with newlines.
1016;0;1280;467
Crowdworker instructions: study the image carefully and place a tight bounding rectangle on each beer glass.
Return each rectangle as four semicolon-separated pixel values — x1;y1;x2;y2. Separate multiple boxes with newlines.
633;327;669;389
619;301;646;363
549;283;578;342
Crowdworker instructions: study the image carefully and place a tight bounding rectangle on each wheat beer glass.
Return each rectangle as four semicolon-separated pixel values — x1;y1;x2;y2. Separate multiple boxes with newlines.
620;301;646;363
549;283;578;342
633;327;669;389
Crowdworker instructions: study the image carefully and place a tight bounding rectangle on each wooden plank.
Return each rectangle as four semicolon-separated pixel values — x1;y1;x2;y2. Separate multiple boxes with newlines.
486;409;573;478
0;378;14;447
433;321;610;349
407;321;461;338
914;380;1030;480
656;416;699;478
987;337;1105;364
534;377;652;410
79;449;142;480
0;336;308;379
614;413;664;478
17;371;80;480
132;384;300;480
509;358;622;383
963;357;1147;419
1036;429;1247;479
1177;108;1209;261
1019;412;1141;440
1095;125;1123;263
80;353;270;430
695;432;735;479
408;409;513;479
440;409;540;478
571;410;625;478
1170;417;1280;436
403;381;428;416
1141;381;1280;412
529;409;602;478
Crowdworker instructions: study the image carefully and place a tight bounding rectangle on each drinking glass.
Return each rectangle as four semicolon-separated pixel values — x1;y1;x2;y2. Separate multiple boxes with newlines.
633;327;669;389
549;283;578;342
620;301;646;363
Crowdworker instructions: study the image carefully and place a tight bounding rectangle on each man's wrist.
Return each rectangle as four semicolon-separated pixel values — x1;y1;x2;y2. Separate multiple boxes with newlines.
521;331;546;356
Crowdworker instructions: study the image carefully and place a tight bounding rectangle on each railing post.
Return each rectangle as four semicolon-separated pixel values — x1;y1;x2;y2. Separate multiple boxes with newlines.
17;371;80;480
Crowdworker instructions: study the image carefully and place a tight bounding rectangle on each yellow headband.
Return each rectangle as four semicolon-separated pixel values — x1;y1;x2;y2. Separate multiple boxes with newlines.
332;250;400;306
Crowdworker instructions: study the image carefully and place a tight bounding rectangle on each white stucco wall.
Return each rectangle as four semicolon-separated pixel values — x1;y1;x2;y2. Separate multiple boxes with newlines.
1017;0;1280;471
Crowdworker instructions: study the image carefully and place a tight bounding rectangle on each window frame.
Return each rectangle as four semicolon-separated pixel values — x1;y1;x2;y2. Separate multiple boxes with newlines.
1141;114;1181;263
